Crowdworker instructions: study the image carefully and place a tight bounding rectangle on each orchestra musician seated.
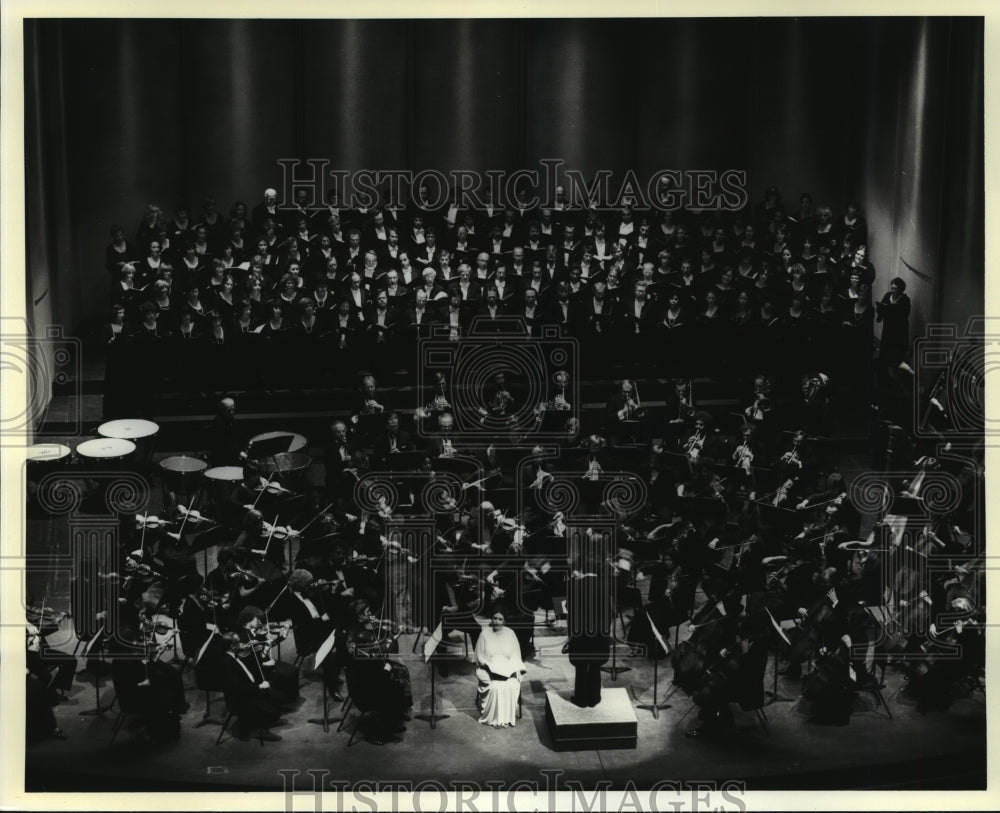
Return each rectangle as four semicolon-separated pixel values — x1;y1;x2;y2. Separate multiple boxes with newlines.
234;606;299;704
344;599;413;746
220;632;285;742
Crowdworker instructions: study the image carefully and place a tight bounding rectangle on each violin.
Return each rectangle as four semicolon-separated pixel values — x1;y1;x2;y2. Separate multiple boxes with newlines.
136;513;173;529
125;556;163;579
26;604;70;626
230;564;264;586
260;521;299;540
772;478;795;507
254;479;295;496
177;505;214;524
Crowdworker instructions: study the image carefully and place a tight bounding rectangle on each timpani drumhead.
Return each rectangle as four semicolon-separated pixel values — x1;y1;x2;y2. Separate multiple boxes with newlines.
98;419;159;440
248;431;308;455
160;455;208;475
26;444;72;464
204;466;245;482
76;438;136;460
159;455;208;493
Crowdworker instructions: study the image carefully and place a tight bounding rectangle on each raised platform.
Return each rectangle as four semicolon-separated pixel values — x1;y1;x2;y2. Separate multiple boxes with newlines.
545;688;638;751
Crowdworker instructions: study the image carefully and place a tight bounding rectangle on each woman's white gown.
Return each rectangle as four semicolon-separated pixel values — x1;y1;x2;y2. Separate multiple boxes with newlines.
474;627;525;727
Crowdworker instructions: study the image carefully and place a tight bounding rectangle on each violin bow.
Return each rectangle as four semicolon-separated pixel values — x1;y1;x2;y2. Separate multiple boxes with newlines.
168;494;198;541
139;513;148;556
251;472;278;510
297;502;334;536
252;514;281;558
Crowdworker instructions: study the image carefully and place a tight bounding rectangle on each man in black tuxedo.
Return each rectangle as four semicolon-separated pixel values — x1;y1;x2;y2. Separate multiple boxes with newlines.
508;246;528;279
485;224;513;259
343;230;364;275
372;411;414;463
220;632;284;741
377;227;404;270
450;265;483;303
473;288;509;336
545;281;575;333
251;188;281;237
491;266;521;306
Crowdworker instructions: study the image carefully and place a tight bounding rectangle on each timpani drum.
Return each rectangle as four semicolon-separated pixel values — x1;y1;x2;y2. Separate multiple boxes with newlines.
26;443;72;473
203;465;245;518
26;444;72;513
257;451;312;491
97;419;159;463
159;455;208;501
75;437;136;468
248;431;308;457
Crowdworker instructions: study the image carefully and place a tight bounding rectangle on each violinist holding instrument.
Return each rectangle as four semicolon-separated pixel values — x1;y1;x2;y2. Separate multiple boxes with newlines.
25;593;77;700
271;570;343;695
344;598;412;745
235;605;299;703
220;631;286;742
107;619;188;743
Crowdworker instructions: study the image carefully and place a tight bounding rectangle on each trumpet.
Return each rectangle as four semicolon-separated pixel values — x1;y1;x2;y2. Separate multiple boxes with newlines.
544;389;572;411
733;442;754;472
684;430;705;457
583;456;604;481
780;447;801;467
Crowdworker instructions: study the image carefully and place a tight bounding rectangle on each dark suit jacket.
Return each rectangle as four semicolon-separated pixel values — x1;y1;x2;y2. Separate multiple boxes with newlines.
449;280;483;302
372;430;414;463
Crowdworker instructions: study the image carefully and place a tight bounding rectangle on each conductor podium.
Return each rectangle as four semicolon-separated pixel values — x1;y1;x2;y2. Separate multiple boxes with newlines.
544;688;638;751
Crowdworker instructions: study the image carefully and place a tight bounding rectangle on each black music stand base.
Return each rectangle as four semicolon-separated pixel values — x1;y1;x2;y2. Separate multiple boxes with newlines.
634;658;671;719
307;683;344;733
765;648;795;705
79;665;114;716
414;665;450;729
601;639;632;680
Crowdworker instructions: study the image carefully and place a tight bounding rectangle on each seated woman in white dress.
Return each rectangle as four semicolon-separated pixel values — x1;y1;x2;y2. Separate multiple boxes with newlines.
475;607;526;728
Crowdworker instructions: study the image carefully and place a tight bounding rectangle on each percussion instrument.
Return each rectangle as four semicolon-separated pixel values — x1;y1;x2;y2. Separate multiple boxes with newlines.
248;431;308;459
256;451;312;491
75;438;136;467
27;443;72;467
203;465;245;516
26;444;72;500
97;419;159;463
159;455;208;498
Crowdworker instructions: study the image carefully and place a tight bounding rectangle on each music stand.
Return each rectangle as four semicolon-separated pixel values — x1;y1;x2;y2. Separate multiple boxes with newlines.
78;627;113;716
431;456;480;478
414;622;451;729
601;636;632;680
634;611;672;719
307;629;343;733
383;451;427;472
193;628;227;728
764;608;796;705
